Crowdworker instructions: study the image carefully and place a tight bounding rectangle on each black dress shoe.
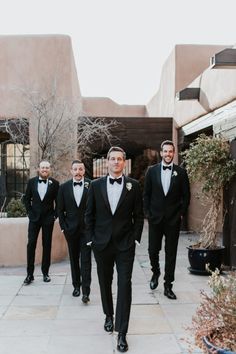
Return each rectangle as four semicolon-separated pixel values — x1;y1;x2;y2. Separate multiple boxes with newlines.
104;315;114;332
164;288;177;300
43;274;51;282
82;294;90;304
72;288;80;297
23;275;34;285
117;333;128;352
150;274;159;290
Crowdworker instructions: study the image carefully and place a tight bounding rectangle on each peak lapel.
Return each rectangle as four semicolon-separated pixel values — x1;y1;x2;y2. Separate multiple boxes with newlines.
167;165;176;195
80;179;89;205
34;177;42;200
156;164;165;196
69;180;77;205
100;177;112;212
115;177;128;212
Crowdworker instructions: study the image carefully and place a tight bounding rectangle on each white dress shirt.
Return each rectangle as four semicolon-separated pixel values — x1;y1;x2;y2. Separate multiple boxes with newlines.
38;178;48;200
73;178;84;207
107;175;123;215
161;163;173;196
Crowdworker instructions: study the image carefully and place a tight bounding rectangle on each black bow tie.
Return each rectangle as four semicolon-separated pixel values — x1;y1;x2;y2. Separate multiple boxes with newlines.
163;165;172;171
73;181;82;187
109;177;122;185
39;179;47;184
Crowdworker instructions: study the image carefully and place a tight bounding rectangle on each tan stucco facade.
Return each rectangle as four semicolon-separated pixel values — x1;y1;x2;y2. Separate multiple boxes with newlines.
146;44;228;120
0;35;81;178
1;36;236;263
0;218;67;267
145;44;236;233
0;35;81;117
82;97;147;117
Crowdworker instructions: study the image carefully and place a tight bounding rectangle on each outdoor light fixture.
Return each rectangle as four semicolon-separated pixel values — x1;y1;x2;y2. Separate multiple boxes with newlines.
210;48;236;69
176;87;200;101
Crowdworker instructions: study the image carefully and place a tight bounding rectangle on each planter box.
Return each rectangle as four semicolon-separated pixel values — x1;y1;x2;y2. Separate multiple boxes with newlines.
0;217;68;266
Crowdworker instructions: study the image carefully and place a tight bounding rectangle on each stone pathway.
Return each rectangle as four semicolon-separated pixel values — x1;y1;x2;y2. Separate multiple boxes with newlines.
0;221;206;353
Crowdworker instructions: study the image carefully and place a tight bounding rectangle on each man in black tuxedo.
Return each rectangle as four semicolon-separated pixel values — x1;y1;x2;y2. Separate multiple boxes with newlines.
57;160;91;303
144;140;190;300
85;147;144;353
23;160;59;285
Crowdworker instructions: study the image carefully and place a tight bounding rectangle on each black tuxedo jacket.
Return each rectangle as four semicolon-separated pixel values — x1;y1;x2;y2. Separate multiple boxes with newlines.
143;163;190;225
85;176;144;252
24;176;59;224
57;178;90;236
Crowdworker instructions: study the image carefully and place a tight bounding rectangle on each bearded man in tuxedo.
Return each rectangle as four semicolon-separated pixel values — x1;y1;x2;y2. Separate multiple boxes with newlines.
144;140;190;300
85;146;144;353
23;160;59;285
57;160;91;303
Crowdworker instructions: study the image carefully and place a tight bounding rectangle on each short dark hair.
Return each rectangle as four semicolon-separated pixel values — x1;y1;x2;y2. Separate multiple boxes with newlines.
71;160;84;167
160;140;175;151
107;146;126;160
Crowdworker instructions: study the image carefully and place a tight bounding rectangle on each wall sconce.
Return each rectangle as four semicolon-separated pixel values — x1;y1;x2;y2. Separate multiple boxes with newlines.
176;87;200;100
210;48;236;68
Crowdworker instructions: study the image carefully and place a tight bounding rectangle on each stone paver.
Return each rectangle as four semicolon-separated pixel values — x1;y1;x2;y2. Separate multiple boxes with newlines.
0;222;206;353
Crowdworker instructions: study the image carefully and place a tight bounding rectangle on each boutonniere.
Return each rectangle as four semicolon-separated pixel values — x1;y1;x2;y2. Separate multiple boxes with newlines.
84;181;89;189
172;171;178;177
48;179;53;185
126;182;132;191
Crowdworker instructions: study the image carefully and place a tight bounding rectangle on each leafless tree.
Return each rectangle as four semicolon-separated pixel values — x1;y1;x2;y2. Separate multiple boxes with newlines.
0;82;118;179
77;116;118;159
0;118;29;145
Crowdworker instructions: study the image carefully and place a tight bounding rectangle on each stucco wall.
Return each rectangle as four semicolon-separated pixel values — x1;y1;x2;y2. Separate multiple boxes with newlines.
0;217;68;267
147;49;176;118
82;97;147;117
174;66;236;127
0;35;82;178
188;182;223;233
146;44;229;120
0;35;81;118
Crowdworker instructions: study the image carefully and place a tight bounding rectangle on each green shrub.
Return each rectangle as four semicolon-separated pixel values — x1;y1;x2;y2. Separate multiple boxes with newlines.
181;134;236;248
6;198;27;217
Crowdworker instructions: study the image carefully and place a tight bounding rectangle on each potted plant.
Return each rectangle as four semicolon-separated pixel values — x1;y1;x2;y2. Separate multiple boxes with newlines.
6;198;27;217
189;267;236;353
181;134;236;274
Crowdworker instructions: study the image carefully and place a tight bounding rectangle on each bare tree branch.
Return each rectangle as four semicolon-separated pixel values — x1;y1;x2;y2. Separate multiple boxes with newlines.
1;80;119;179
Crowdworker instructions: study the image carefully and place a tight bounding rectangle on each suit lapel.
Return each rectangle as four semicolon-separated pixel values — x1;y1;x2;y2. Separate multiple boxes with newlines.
43;178;53;199
80;178;89;206
156;164;165;195
68;180;77;206
100;177;111;212
115;176;129;212
34;177;42;201
167;164;176;195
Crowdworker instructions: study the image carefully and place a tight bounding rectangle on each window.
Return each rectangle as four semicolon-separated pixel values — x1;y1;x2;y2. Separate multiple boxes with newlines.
0;140;30;205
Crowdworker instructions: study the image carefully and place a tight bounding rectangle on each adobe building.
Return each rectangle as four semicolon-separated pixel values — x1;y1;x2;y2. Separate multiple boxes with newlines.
1;36;236;266
146;44;236;266
0;35;81;265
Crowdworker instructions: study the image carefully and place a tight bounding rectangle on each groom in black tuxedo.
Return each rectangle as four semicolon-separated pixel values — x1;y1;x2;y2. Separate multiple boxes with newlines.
85;146;144;353
23;160;59;285
144;140;190;300
57;160;91;303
